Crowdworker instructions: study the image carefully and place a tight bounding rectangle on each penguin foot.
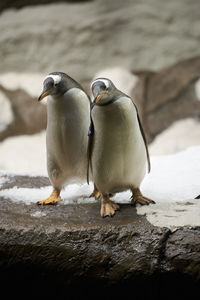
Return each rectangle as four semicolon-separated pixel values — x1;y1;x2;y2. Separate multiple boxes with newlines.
37;188;61;205
131;188;155;206
89;184;101;200
100;195;120;218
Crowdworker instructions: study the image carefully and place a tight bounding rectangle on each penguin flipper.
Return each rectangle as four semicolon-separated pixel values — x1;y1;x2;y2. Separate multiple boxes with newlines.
136;112;151;173
132;102;151;173
86;119;94;184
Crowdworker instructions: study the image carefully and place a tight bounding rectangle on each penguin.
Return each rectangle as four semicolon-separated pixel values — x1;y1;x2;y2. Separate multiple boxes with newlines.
37;72;100;205
88;78;155;217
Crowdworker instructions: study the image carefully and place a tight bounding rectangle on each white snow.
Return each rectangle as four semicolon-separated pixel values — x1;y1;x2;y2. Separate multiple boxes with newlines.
0;131;47;174
0;146;200;230
137;200;200;230
0;182;94;205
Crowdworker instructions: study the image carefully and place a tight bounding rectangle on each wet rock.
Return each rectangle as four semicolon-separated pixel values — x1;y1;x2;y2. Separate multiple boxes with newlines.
164;228;200;280
0;85;46;141
0;173;199;296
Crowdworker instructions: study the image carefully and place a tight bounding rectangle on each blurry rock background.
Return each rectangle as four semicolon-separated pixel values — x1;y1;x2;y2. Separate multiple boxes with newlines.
0;0;200;173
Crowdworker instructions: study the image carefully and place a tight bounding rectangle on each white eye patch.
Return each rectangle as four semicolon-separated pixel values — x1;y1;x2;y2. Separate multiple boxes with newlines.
45;74;61;85
91;78;110;89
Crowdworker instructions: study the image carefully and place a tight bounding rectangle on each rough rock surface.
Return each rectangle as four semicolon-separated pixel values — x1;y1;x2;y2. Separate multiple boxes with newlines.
0;85;46;141
132;57;200;142
1;1;200;81
0;174;199;296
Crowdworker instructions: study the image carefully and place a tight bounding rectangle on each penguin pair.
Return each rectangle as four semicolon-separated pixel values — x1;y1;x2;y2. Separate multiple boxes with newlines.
38;72;155;217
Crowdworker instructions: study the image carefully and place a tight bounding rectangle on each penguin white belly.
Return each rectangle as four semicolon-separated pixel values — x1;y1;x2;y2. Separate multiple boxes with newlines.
92;97;147;194
46;88;90;188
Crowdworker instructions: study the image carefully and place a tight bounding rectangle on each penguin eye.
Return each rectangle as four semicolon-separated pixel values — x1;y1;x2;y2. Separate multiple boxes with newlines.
54;83;58;87
102;83;108;91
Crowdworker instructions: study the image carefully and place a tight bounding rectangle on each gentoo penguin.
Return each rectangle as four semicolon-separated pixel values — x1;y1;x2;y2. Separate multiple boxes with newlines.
37;72;99;205
88;78;155;217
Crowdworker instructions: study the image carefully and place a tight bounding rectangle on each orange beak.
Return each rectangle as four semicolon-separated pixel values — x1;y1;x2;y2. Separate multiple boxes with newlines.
38;88;53;101
94;92;105;104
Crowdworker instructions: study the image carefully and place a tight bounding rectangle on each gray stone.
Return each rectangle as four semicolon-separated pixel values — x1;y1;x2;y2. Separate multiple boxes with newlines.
0;85;46;141
1;1;200;82
132;56;200;142
0;174;199;296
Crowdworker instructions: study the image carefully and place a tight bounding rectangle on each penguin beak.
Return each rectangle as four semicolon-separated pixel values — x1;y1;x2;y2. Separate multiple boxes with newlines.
94;92;105;104
38;88;54;101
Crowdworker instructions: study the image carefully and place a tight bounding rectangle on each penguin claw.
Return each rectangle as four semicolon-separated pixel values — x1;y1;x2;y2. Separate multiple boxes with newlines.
131;188;155;206
37;189;61;206
100;197;120;218
37;200;58;206
131;195;155;206
89;191;101;200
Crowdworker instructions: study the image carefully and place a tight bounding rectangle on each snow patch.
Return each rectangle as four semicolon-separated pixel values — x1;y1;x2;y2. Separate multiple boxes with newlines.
137;200;200;231
0;131;47;175
0;183;94;205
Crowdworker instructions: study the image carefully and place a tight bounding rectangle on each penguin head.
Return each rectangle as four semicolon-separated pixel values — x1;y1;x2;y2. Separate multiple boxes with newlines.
38;72;68;101
91;78;117;105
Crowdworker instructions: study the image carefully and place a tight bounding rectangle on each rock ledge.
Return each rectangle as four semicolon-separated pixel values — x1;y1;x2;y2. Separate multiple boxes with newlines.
0;174;199;296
